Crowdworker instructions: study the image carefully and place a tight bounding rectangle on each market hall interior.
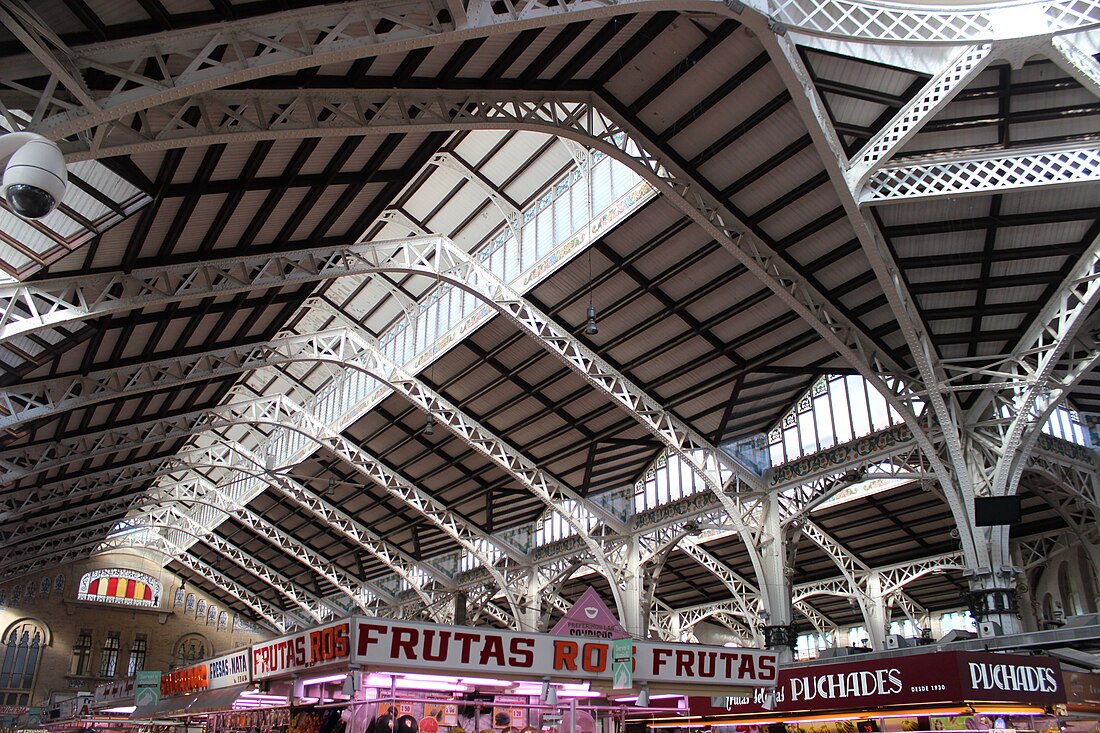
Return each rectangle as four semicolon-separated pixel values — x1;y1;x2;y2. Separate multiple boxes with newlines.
3;0;1100;729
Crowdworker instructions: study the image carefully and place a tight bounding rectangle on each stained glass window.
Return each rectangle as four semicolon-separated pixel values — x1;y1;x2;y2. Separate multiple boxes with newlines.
77;570;160;608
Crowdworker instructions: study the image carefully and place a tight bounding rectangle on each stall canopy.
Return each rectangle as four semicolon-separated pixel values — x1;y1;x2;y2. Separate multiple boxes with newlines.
131;684;251;720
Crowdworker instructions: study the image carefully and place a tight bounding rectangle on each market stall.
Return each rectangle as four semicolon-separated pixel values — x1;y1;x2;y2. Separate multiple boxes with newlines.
638;650;1065;733
131;648;283;724
240;615;780;733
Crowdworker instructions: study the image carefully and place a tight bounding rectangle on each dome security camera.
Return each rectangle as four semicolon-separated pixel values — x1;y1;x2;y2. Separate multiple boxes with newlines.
0;133;68;220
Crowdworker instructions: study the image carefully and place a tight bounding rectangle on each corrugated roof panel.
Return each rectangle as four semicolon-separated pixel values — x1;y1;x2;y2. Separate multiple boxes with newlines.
485;142;564;207
425;182;492;239
698;104;807;187
286;185;350;242
499;141;570;208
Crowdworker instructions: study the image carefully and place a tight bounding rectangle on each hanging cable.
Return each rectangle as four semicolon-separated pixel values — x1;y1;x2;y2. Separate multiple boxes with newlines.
585;246;598;335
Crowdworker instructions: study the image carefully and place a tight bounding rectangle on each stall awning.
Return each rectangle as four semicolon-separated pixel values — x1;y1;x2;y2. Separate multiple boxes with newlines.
131;696;190;721
186;685;251;715
131;685;250;720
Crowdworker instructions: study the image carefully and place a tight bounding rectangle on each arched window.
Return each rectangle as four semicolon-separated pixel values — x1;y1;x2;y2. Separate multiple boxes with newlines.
173;634;208;668
1079;547;1097;614
77;570;160;608
0;620;48;706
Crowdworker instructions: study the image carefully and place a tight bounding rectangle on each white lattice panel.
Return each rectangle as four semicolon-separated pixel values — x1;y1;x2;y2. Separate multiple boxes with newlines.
763;0;1100;41
862;146;1100;202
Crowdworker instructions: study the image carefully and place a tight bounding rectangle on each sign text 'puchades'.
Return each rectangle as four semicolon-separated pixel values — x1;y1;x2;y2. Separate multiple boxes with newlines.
354;621;776;684
252;622;350;678
788;668;903;702
690;650;1064;718
968;662;1058;694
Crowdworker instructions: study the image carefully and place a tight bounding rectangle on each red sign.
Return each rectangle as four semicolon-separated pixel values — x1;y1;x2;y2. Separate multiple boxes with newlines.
252;620;351;679
691;651;1063;716
161;663;209;696
1065;671;1100;713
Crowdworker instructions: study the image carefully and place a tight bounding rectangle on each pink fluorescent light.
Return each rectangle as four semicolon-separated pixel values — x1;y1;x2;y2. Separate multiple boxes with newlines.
237;694;287;703
362;674;470;693
302;673;348;686
459;677;514;687
614;695;681;703
396;682;469;693
401;673;464;683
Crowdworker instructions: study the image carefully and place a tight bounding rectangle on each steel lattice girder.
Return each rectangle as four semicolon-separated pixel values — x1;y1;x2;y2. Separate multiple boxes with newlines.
0;326;628;544
22;83;1062;542
759;0;1100;41
125;505;340;622
768;31;993;573
163;475;382;612
139;534;296;631
176;441;471;619
0;394;527;618
0;230;767;592
862;143;1100;203
961;234;1100;499
0;236;446;346
0;492;324;632
4;0;1100;152
31;86;956;559
0;443;469;618
846;43;993;191
1050;34;1100;98
2;433;559;623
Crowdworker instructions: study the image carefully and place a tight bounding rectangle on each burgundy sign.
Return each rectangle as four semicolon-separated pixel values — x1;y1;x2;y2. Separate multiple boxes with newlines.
1064;671;1100;713
690;651;1063;716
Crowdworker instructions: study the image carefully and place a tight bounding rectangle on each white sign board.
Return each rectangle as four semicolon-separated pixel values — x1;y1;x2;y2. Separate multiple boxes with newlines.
352;617;776;687
207;649;251;689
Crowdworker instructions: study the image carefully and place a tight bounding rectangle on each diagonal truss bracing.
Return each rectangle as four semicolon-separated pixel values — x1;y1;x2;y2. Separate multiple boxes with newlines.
846;43;992;191
0;229;761;596
0;236;445;347
6;0;1100;156
0;394;526;618
46;504;337;622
